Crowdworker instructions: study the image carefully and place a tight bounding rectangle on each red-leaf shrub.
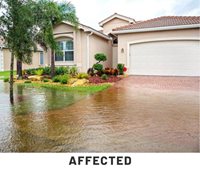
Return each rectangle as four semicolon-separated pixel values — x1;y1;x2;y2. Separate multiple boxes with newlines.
89;76;121;84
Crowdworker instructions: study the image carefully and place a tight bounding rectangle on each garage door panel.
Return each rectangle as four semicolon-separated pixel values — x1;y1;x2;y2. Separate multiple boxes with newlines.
129;41;200;76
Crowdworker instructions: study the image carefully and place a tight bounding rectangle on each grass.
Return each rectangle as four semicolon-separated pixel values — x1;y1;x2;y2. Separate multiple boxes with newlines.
0;71;16;80
17;82;112;94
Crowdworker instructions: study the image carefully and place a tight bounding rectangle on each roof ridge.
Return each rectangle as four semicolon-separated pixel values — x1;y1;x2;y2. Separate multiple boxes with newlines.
113;15;200;31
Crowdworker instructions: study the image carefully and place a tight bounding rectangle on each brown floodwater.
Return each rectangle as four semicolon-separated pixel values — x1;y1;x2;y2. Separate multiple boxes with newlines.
0;77;199;152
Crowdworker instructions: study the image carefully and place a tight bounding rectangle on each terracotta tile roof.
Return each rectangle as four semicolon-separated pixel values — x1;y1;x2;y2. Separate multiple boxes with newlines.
113;16;200;31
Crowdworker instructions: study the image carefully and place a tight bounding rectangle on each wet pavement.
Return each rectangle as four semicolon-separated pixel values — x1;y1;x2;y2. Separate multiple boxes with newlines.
0;76;199;152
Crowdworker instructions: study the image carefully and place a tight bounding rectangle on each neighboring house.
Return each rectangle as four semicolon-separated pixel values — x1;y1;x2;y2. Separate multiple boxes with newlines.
0;13;200;76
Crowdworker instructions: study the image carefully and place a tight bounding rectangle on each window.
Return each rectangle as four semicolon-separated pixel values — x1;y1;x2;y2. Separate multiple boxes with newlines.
55;40;74;62
40;52;44;65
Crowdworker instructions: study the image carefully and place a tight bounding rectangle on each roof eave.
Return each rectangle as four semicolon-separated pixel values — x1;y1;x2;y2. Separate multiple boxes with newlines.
99;14;135;27
112;24;200;34
61;21;111;40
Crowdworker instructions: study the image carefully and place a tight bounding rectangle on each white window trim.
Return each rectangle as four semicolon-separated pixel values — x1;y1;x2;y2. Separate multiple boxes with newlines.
55;40;74;62
39;51;44;65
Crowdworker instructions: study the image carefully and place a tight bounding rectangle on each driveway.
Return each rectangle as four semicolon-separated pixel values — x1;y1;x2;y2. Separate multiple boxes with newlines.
2;76;198;152
64;76;199;152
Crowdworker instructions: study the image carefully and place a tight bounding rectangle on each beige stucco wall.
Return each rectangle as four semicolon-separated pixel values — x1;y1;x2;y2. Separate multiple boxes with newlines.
53;23;74;34
102;18;129;35
89;34;112;69
3;49;47;71
52;23;112;72
52;23;88;72
112;45;118;68
2;22;113;72
117;28;200;66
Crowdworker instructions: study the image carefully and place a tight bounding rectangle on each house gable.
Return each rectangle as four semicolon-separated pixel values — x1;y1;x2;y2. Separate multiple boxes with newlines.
101;18;131;35
99;13;135;34
53;23;74;39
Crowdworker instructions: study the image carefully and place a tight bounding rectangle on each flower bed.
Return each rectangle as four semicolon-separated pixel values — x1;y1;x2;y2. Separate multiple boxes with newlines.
89;76;121;84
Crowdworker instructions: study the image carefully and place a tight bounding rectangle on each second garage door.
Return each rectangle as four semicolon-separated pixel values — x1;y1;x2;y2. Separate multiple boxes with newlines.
129;40;200;76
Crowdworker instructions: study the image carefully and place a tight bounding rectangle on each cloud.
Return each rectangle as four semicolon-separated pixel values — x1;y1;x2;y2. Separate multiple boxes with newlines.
62;0;200;29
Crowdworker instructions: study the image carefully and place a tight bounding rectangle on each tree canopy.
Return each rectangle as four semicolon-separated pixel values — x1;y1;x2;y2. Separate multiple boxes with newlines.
0;0;79;103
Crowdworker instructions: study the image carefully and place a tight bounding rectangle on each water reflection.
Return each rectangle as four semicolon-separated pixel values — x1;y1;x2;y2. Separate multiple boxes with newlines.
0;78;199;152
0;81;90;151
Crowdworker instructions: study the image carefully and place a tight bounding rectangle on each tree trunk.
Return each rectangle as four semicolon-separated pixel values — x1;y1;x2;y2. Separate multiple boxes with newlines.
51;49;55;78
17;59;22;79
10;52;14;104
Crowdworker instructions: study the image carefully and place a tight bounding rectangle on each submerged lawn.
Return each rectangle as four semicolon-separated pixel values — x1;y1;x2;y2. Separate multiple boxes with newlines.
0;71;16;79
17;82;112;94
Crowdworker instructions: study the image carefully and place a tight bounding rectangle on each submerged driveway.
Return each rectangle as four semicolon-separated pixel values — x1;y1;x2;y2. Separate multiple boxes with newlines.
2;76;199;152
60;76;199;152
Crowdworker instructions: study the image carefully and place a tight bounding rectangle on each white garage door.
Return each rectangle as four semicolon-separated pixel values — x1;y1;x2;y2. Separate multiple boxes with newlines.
129;40;200;76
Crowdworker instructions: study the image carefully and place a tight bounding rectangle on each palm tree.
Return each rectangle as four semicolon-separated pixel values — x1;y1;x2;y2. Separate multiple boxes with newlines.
33;0;79;78
15;0;79;79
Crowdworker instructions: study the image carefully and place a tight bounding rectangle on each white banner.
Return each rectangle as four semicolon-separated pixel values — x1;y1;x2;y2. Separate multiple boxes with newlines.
0;153;199;170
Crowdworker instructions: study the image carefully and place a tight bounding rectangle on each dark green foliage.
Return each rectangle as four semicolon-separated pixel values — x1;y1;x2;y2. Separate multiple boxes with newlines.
70;66;78;77
55;66;69;75
117;64;124;75
77;73;89;79
25;68;36;75
101;74;108;80
52;75;69;84
60;76;69;84
24;80;32;83
43;79;49;83
92;53;107;76
25;67;71;76
43;67;51;75
93;64;103;72
52;75;61;82
3;78;9;82
95;53;107;63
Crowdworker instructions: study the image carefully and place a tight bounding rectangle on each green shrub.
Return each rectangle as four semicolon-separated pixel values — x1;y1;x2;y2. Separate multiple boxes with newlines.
34;69;43;76
24;80;32;84
101;74;108;80
70;66;78;76
55;66;69;75
3;77;9;82
43;79;49;83
26;68;37;75
60;75;69;84
77;73;89;79
52;75;61;82
52;75;69;84
95;53;107;62
93;63;103;72
43;67;51;75
117;63;124;75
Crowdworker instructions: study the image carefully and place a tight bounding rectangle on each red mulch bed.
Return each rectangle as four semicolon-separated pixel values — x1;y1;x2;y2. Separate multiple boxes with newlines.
89;76;121;84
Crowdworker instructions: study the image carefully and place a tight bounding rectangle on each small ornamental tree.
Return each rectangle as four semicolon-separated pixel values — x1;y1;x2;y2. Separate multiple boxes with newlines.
94;53;107;63
92;53;107;75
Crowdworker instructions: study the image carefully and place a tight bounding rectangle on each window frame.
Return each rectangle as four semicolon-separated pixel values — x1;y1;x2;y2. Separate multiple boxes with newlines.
55;40;74;62
39;51;44;65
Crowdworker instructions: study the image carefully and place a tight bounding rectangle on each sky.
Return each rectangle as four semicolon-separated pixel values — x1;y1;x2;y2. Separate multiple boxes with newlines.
63;0;200;30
